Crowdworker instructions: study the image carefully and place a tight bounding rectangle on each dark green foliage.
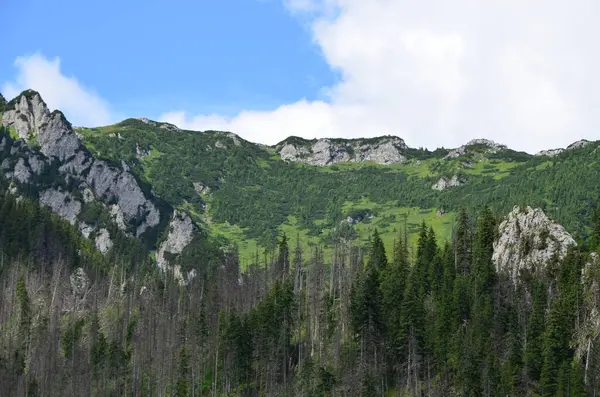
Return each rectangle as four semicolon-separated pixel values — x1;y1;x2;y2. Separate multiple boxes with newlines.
0;132;598;397
78;120;600;255
4;89;39;109
592;203;600;250
525;281;547;382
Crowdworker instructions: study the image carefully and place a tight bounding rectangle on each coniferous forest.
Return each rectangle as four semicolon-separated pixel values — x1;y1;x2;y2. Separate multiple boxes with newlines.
2;190;600;396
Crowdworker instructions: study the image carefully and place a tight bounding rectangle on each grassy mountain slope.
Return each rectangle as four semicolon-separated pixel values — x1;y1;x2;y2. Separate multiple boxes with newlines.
77;119;600;263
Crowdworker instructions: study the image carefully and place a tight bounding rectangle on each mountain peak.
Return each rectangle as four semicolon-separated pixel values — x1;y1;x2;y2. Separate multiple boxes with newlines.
535;139;594;157
465;138;505;148
277;134;408;166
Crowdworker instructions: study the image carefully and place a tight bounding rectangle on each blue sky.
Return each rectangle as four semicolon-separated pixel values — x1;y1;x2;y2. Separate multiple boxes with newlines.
1;0;335;117
2;0;600;152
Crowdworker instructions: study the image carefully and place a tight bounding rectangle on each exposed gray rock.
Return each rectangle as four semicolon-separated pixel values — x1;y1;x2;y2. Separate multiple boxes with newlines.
70;267;89;298
13;158;32;183
536;140;592;157
444;146;466;159
79;223;96;238
432;175;463;190
86;160;160;236
39;188;82;225
215;140;226;149
82;188;95;203
3;91;162;237
227;133;241;146
492;206;576;283
28;155;45;174
193;182;211;196
535;148;564;157
466;138;506;151
280;143;311;162
461;160;473;169
159;123;180;132
344;212;374;225
278;136;407;166
567;139;591;150
1;158;11;172
310;139;351;165
156;211;196;283
444;138;507;160
2;93;50;140
351;139;407;164
36;112;81;161
136;142;150;157
110;204;128;231
95;228;113;254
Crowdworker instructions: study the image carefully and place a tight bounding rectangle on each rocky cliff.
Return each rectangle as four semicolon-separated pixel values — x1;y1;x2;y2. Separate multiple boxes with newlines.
1;90;169;253
156;211;197;283
492;205;577;282
535;139;593;157
277;135;408;166
443;138;507;160
431;174;464;190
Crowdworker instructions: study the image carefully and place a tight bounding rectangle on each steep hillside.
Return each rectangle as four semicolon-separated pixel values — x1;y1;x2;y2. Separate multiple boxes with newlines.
3;89;600;396
3;89;600;268
0;91;218;281
76;116;600;264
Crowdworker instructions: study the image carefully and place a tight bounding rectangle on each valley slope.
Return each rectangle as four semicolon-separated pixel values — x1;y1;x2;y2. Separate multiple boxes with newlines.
78;115;599;264
2;89;600;266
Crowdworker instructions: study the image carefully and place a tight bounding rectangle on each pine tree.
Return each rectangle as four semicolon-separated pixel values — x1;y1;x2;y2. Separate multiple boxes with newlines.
368;229;387;271
380;232;409;382
592;204;600;250
455;208;472;275
277;233;290;281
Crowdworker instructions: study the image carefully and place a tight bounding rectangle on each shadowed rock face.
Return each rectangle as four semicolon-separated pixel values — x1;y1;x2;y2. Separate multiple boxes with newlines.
1;90;161;238
278;136;408;166
492;205;576;283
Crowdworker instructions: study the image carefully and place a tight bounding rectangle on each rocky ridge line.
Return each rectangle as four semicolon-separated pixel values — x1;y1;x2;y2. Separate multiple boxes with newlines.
277;136;408;166
0;90;188;262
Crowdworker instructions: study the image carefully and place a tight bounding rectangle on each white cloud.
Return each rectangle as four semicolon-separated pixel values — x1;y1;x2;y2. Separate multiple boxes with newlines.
160;0;600;153
2;53;112;127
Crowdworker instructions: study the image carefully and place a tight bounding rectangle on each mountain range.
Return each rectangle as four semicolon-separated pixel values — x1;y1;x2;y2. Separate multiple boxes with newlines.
3;89;600;396
1;89;599;275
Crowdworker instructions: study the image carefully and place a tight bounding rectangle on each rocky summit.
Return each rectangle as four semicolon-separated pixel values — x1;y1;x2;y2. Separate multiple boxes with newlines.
277;135;408;165
0;90;179;260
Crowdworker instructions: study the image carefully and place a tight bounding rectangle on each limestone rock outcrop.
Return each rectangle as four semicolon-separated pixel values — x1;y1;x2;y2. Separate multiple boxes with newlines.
432;175;463;190
535;148;564;157
156;211;196;283
535;139;593;157
277;136;407;166
1;90;161;237
492;206;576;282
444;139;507;159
